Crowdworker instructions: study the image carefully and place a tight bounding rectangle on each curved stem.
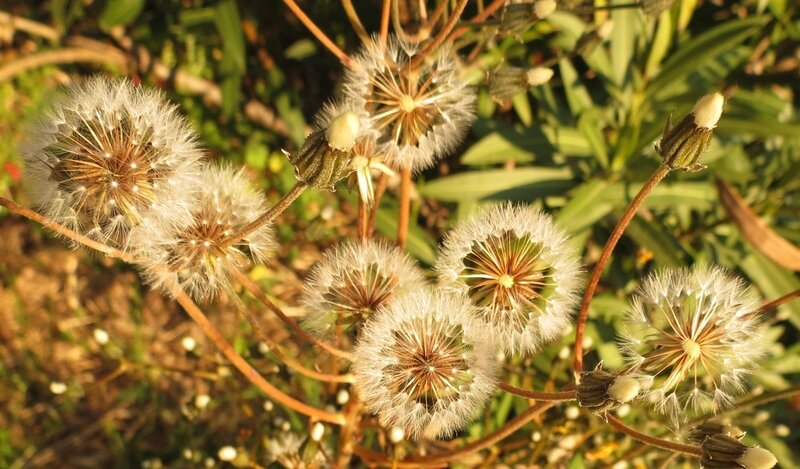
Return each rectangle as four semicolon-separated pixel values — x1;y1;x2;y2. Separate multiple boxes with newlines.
233;269;354;361
0;196;134;262
573;164;672;376
605;414;702;457
220;181;307;250
341;0;369;43
396;167;411;249
498;381;577;402
753;287;800;316
170;283;346;425
379;0;391;50
450;0;506;42
367;172;388;237
409;0;469;69
424;1;448;31
282;0;354;68
357;399;558;466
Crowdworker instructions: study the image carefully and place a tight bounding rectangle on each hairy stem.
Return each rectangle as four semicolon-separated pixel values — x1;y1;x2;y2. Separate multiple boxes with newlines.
498;381;577;402
605;415;702;457
282;0;354;68
170;283;346;425
0;196;134;262
397;167;412;249
220;181;307;250
233;269;354;361
573;164;672;376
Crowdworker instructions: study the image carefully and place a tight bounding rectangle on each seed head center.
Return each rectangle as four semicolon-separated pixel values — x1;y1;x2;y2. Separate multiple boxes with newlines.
498;274;515;289
399;95;416;113
683;339;702;360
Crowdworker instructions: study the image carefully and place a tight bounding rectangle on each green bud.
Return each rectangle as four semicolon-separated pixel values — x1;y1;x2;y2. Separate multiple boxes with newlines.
700;434;777;469
657;92;724;172
288;112;360;191
577;366;638;415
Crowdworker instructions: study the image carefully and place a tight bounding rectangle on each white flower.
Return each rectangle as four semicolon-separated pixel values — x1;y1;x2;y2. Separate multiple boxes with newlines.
21;76;204;249
301;239;426;336
342;35;475;173
435;204;582;356
693;92;725;129
618;265;767;421
132;165;275;301
353;289;499;440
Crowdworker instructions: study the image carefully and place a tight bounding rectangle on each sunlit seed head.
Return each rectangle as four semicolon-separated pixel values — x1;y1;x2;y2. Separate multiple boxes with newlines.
301;239;426;339
20;76;204;249
132;165;276;302
353;290;499;439
342;35;476;173
436;203;582;356
618;265;767;421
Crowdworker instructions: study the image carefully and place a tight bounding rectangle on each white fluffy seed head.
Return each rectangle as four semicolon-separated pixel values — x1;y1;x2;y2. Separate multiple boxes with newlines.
692;92;725;129
353;289;499;440
131;165;276;302
738;447;778;469
435;203;582;356
618;265;766;422
301;239;427;337
608;376;641;404
342;35;476;173
526;67;554;86
20;76;204;249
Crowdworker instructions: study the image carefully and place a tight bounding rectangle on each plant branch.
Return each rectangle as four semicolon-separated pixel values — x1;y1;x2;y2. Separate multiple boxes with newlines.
282;0;354;68
754;287;800;316
396;167;412;248
0;196;134;262
170;283;346;425
233;270;354;361
573;164;672;376
220;182;307;249
450;0;506;41
498;381;577;401
380;0;391;50
409;0;469;69
341;0;369;42
605;414;702;457
0;47;128;82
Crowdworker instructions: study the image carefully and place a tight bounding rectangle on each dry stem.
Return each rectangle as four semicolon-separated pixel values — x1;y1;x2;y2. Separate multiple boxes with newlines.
221;182;307;249
282;0;354;68
498;381;577;402
397;167;412;248
605;415;702;457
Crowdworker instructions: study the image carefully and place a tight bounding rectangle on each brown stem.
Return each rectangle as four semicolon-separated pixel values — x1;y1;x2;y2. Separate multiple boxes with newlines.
754;287;800;316
233;269;354;361
573;164;672;376
281;0;354;68
358;197;368;241
357;400;558;467
450;0;506;42
498;381;577;402
425;1;448;30
605;415;702;457
380;0;391;50
335;390;363;468
341;0;369;43
0;11;60;41
0;47;129;82
396;167;412;248
170;283;346;425
367;173;388;237
234;299;354;384
409;0;469;69
0;196;134;262
220;181;307;250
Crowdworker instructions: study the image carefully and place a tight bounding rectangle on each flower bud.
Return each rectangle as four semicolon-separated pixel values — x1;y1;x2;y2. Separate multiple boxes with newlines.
577;367;640;414
688;421;744;445
326;112;360;151
489;66;554;103
499;0;556;38
287;127;354;191
656;92;724;172
700;434;777;469
310;422;325;442
526;67;554;86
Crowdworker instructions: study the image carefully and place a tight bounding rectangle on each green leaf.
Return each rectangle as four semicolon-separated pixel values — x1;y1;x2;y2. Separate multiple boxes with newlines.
740;250;800;328
559;58;592;116
626;216;686;267
610;9;638;86
577;110;609;168
718;118;800;139
645;11;673;79
285;39;318;60
556;179;613;233
214;0;246;73
99;0;144;30
418;167;574;202
511;92;532;126
373;208;437;265
461;132;536;166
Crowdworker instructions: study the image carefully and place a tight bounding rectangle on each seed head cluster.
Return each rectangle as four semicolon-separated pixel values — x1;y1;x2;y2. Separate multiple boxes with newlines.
618;265;766;421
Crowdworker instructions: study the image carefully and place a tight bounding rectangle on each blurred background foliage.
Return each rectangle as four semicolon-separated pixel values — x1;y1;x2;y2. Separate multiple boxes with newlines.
0;0;799;467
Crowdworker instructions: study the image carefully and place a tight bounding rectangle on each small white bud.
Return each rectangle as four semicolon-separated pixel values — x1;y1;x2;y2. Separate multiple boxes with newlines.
181;336;197;352
775;424;790;437
326;112;360;151
531;431;542;442
525;67;554;87
692;92;725;129
336;389;350;405
558;346;570;360
263;400;274;412
565;406;580;420
194;394;211;409
737;447;777;469
50;381;68;395
389;426;405;444
257;341;270;354
310;422;325;442
93;328;109;345
597;21;614;40
615;403;631;418
217;446;237;462
534;0;557;18
608;376;640;403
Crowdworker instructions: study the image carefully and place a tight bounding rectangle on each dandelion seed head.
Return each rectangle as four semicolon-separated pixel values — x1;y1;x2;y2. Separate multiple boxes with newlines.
132;165;275;301
302;240;426;336
436;204;582;356
618;265;766;421
353;290;498;439
343;36;475;172
21;76;203;248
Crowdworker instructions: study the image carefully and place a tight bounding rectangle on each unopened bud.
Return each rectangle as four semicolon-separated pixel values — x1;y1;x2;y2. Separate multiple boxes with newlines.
499;0;556;38
578;367;639;414
607;376;640;404
310;422;325;442
389;426;405;444
701;435;777;469
526;67;554;86
326;112;360;151
534;0;557;18
657;92;725;171
688;421;744;444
